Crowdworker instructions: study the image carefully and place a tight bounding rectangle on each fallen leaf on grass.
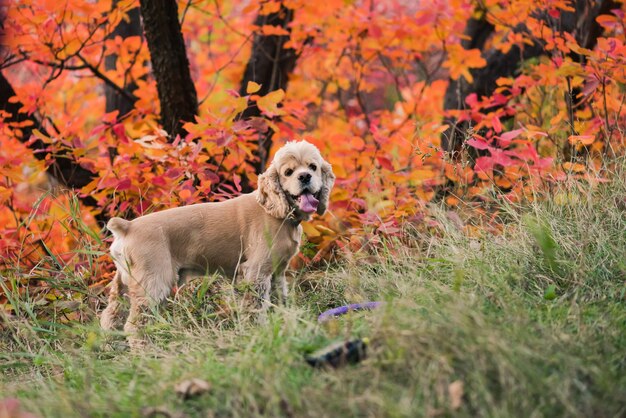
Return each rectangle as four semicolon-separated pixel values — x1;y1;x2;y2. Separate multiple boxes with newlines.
142;406;187;418
174;378;211;400
448;380;464;410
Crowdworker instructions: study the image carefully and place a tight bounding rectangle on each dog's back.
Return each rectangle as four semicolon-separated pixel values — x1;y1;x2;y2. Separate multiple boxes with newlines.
106;193;271;282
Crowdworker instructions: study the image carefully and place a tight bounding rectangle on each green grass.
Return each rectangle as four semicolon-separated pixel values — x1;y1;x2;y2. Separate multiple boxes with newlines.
1;173;626;417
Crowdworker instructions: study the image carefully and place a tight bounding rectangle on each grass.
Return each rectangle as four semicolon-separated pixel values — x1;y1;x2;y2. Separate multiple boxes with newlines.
1;172;626;417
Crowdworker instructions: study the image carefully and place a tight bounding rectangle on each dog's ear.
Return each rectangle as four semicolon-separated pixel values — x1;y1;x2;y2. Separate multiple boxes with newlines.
256;163;291;219
316;160;335;215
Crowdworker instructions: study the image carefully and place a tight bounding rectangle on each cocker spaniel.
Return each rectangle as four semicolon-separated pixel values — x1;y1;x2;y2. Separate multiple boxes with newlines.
100;140;335;347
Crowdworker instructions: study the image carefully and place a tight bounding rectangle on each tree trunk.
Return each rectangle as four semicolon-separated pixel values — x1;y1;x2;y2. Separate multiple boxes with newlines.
139;0;198;139
238;2;298;175
105;2;142;116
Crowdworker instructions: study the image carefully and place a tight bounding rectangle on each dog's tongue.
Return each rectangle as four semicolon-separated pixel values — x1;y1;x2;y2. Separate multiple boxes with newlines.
298;193;319;213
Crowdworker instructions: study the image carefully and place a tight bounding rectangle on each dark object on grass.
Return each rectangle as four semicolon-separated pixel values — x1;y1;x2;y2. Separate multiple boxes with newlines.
317;302;382;323
305;338;369;369
174;378;211;400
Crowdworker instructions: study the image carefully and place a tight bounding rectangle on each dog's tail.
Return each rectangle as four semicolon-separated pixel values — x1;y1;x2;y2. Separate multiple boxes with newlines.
107;217;131;237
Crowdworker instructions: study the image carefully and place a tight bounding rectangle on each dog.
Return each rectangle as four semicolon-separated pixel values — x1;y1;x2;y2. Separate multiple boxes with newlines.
100;140;335;347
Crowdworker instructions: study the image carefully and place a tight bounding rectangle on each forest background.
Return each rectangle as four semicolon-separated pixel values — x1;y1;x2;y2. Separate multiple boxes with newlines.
1;0;624;283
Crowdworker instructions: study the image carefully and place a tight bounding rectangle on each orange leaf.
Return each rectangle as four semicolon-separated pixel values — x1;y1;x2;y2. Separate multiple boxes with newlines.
443;44;486;83
562;162;586;173
568;135;594;146
445;196;460;206
179;189;192;200
260;25;289;36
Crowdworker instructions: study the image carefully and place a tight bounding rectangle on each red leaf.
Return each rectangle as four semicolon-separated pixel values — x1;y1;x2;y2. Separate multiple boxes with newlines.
152;175;167;186
465;93;478;107
165;167;183;178
498;129;523;147
112;123;128;143
116;178;132;191
490;148;514;166
369;24;382;38
376;156;394;171
467;138;491;150
474;156;494;172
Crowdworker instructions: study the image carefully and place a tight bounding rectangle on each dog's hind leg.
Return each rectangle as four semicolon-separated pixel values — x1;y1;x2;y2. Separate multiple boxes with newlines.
123;258;177;351
124;286;150;351
100;270;127;331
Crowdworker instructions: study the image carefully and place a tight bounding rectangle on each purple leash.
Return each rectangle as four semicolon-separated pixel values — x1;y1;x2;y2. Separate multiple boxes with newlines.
317;301;383;323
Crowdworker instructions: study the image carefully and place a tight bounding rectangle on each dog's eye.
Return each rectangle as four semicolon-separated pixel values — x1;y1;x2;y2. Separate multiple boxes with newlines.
309;164;317;171
284;168;294;177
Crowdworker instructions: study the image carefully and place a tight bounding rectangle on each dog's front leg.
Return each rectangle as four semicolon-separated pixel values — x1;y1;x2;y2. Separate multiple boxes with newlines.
254;273;272;323
272;271;288;306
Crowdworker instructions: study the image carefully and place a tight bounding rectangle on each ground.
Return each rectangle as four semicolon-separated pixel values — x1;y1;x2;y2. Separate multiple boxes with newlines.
1;173;625;418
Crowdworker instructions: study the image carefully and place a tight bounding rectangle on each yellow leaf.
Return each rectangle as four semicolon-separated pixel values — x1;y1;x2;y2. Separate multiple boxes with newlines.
81;178;100;195
58;38;82;60
316;225;336;236
257;89;285;117
302;222;321;238
232;96;249;116
246;81;261;94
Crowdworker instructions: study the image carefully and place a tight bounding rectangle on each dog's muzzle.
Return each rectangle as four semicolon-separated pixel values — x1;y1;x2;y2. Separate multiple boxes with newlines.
291;189;320;214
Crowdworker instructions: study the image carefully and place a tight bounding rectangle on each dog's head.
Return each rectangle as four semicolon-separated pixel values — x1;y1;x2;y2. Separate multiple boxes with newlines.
257;140;335;221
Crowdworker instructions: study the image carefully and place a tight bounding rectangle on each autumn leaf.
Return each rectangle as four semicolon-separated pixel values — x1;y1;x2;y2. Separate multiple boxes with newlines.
302;222;321;238
443;44;487;83
568;135;594;146
256;89;286;117
260;25;290;36
1;0;624;280
246;81;262;94
498;129;523;147
448;380;464;410
467;137;491;150
562;162;586;173
376;156;394;171
179;189;192;201
259;1;281;15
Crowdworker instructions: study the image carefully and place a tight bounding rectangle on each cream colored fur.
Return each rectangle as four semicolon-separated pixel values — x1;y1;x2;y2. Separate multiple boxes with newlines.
100;141;335;348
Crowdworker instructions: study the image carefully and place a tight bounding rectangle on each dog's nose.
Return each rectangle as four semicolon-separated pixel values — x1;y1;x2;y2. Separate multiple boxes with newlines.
298;172;312;183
